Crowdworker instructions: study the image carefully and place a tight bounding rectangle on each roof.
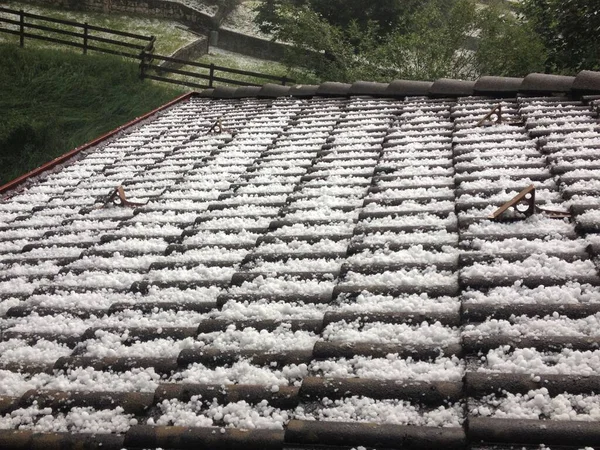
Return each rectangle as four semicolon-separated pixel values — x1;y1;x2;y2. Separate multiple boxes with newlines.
195;70;600;99
1;71;600;449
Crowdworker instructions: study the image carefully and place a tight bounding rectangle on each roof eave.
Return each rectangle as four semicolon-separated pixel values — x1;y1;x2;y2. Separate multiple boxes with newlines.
0;91;199;197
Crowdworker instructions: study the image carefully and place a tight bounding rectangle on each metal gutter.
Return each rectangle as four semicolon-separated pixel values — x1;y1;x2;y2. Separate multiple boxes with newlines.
0;91;199;196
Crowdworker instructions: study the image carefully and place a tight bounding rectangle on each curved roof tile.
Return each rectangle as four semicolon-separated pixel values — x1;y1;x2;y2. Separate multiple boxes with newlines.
316;81;352;97
572;70;600;95
474;76;523;97
348;81;390;97
430;78;476;97
232;86;262;98
288;84;319;97
257;83;291;98
520;73;575;95
385;79;433;97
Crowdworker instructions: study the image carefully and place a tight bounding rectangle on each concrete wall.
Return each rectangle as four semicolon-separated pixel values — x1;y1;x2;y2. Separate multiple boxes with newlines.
18;0;298;64
18;0;217;31
158;36;208;70
214;28;289;62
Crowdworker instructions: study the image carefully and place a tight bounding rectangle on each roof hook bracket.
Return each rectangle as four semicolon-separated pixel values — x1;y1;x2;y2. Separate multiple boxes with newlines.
477;104;525;127
489;185;571;220
104;186;147;208
207;117;232;134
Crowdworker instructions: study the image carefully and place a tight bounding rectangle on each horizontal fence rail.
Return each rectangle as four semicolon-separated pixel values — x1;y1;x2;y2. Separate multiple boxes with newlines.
141;53;292;89
0;6;154;58
0;6;294;88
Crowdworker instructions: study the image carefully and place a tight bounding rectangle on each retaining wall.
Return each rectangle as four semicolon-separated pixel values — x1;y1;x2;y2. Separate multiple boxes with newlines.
215;28;289;62
158;36;208;70
18;0;299;63
18;0;217;31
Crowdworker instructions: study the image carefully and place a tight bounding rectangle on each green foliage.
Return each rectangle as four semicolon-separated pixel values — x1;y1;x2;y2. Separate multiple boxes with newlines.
475;2;546;77
257;0;549;83
377;0;478;81
271;4;367;82
213;0;242;14
521;0;600;73
0;44;182;185
0;117;56;177
254;0;424;37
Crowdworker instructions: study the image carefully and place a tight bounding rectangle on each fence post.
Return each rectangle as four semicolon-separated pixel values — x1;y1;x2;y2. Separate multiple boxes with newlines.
139;50;146;80
83;22;88;54
209;63;215;88
19;9;24;47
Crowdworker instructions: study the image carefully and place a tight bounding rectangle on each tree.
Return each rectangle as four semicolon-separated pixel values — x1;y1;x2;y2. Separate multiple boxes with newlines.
268;3;371;82
254;0;425;38
375;0;478;81
267;0;476;82
521;0;600;72
475;2;546;77
258;0;548;83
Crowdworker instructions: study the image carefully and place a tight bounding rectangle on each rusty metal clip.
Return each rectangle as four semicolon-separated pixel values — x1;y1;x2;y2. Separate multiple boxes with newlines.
105;186;146;208
207;117;231;134
477;104;525;127
535;205;572;219
489;185;536;219
489;185;571;220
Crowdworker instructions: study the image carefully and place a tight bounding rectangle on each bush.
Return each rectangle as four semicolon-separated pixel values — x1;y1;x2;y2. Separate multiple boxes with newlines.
521;0;600;73
259;0;548;83
213;0;241;13
474;2;546;77
0;44;182;185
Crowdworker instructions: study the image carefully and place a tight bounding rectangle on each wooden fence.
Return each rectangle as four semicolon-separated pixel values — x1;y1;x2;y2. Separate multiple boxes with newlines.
0;6;155;58
0;6;292;88
140;53;292;89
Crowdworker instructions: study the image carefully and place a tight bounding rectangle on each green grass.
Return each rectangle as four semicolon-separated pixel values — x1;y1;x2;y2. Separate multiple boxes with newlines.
0;1;198;55
0;43;184;185
198;50;293;86
202;51;320;86
152;49;320;89
0;2;319;90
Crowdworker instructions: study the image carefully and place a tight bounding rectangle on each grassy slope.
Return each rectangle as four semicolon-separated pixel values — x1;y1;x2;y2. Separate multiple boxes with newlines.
160;49;319;88
0;1;316;87
0;1;198;55
194;50;319;86
0;44;184;185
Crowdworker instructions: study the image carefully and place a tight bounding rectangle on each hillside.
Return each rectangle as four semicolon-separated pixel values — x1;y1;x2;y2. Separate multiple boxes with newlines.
0;44;183;185
0;1;198;55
